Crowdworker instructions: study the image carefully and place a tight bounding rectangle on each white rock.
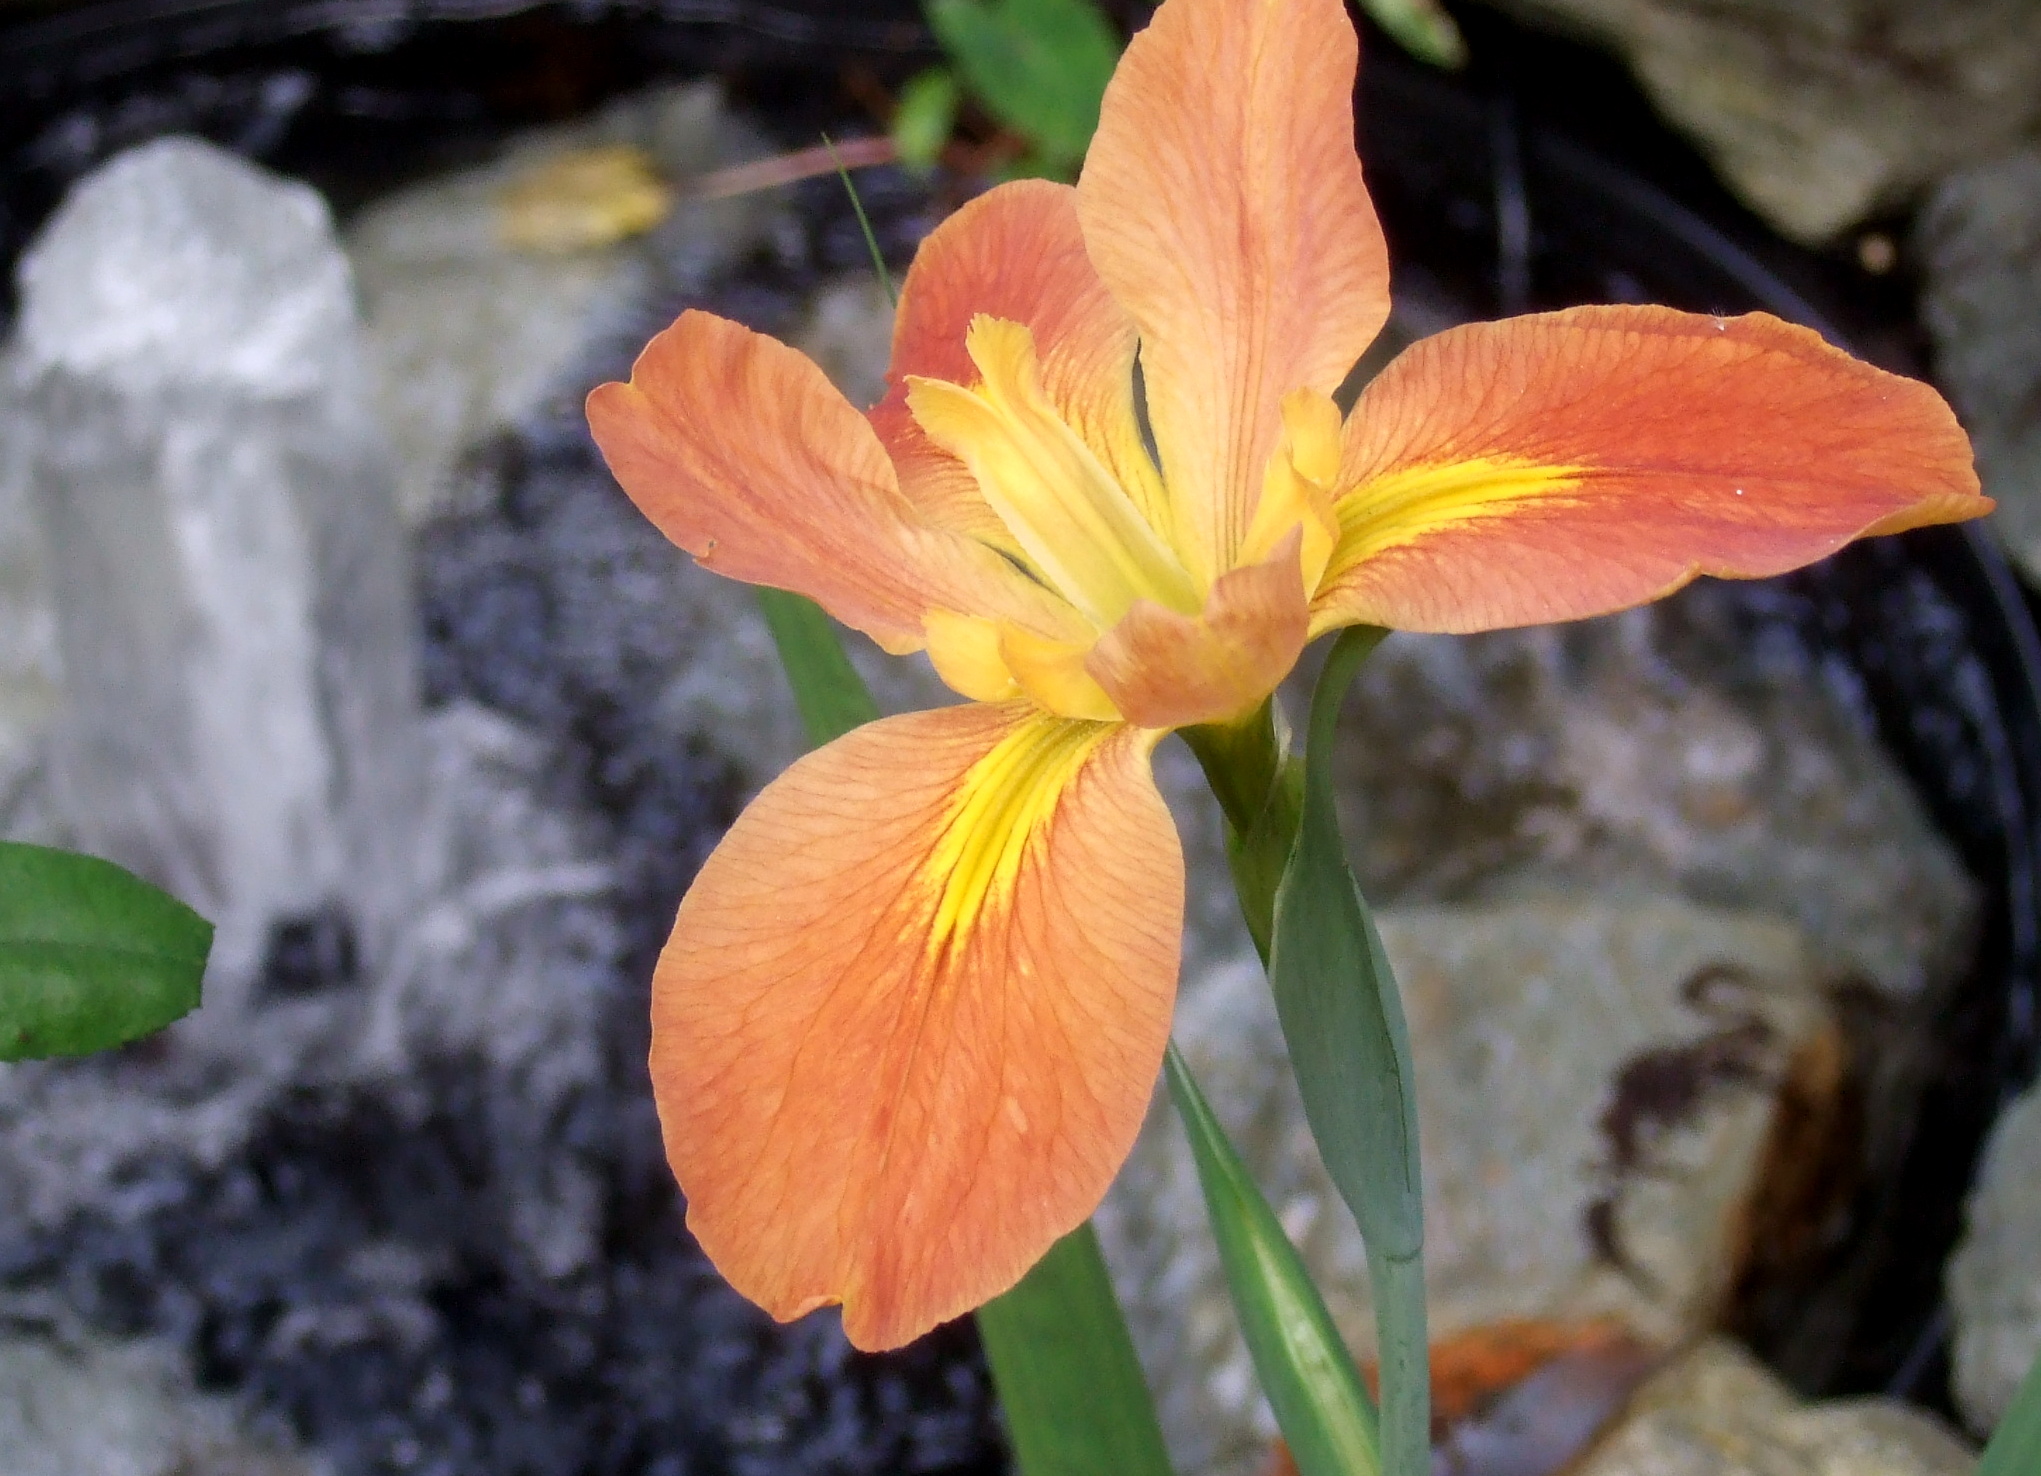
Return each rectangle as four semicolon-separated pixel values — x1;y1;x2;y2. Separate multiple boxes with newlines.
0;1329;321;1476
0;400;61;809
1918;144;2041;585
1573;1337;1973;1475
1948;1081;2041;1436
12;136;423;1004
17;140;355;400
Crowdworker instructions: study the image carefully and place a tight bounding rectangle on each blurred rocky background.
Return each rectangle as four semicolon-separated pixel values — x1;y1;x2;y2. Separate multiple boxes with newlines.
1471;0;2041;645
0;3;2038;1476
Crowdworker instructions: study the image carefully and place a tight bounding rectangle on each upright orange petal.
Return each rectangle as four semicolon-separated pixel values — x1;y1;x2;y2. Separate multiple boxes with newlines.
872;180;1169;549
587;309;1071;653
1312;306;1988;635
653;703;1182;1351
1077;0;1389;587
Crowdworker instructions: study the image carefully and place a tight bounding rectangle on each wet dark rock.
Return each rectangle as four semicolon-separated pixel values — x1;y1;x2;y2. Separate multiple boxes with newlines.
8;1063;999;1476
258;906;361;1000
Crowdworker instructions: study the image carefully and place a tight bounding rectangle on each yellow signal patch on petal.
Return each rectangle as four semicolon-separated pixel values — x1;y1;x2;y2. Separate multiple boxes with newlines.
907;316;1199;628
924;712;1125;952
1310;306;1986;635
1321;456;1586;594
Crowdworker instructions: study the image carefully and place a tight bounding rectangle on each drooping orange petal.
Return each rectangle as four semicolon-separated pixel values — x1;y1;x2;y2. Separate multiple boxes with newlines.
1077;0;1389;587
587;309;1073;653
1312;306;1988;635
652;702;1181;1351
1087;532;1311;729
872;180;1169;549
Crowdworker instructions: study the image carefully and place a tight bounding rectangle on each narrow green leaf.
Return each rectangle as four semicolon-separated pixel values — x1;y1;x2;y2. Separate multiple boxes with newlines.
976;1224;1176;1476
0;841;211;1060
892;68;962;172
750;584;1173;1475
820;134;897;308
1269;628;1415;1252
755;588;882;748
924;0;1120;170
1166;1043;1381;1476
1980;1345;2041;1476
1357;0;1467;68
1267;624;1431;1476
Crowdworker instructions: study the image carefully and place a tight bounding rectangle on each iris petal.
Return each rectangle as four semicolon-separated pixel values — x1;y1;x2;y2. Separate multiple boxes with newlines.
652;703;1181;1351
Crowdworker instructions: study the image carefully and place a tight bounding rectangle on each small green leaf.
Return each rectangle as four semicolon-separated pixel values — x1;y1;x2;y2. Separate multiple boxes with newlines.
1267;624;1430;1476
1357;0;1467;68
0;841;212;1060
751;584;1174;1475
1167;1043;1381;1476
892;68;963;172
755;588;882;747
925;0;1120;170
1980;1345;2041;1476
976;1224;1177;1476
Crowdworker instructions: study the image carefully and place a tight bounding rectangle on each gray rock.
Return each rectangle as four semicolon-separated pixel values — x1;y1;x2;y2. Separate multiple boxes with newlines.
11;137;424;998
1947;1082;2041;1437
0;1327;321;1476
346;82;782;526
1491;0;2041;242
1571;1336;1973;1475
794;275;899;411
1099;896;1841;1476
1917;145;2041;584
1330;599;1976;1003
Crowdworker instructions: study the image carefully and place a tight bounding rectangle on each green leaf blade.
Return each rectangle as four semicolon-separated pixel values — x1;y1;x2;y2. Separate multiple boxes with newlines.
891;67;963;172
976;1224;1177;1476
1167;1043;1381;1476
1266;624;1431;1476
0;841;212;1060
1357;0;1467;68
1980;1347;2041;1476
755;587;883;748
925;0;1120;169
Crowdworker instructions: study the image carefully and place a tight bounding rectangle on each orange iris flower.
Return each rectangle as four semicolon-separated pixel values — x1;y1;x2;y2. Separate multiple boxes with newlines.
587;0;1985;1352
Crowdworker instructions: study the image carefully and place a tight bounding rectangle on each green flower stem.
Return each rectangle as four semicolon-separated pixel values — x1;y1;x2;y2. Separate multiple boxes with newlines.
1181;703;1299;965
1182;628;1390;962
1190;628;1434;1476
